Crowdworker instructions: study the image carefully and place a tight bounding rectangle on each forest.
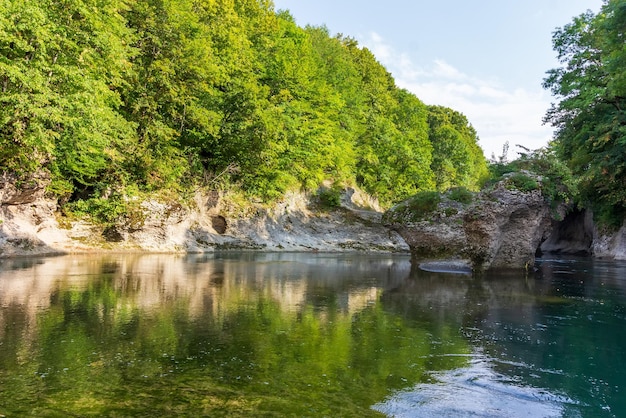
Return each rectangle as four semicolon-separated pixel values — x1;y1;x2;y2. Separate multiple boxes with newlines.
0;0;486;215
0;0;624;227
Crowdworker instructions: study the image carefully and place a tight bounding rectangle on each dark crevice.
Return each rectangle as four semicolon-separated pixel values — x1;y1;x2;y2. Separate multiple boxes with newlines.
537;209;593;256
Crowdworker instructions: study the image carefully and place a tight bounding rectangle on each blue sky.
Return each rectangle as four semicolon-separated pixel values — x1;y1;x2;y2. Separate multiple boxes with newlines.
272;0;604;159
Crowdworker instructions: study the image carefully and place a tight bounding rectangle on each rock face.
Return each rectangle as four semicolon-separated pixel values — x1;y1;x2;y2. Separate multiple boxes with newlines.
0;172;69;257
383;180;567;271
0;175;408;257
539;209;594;255
537;208;626;260
590;223;626;259
0;172;49;205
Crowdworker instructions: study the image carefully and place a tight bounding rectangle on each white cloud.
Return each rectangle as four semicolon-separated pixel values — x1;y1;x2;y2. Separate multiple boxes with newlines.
361;32;555;160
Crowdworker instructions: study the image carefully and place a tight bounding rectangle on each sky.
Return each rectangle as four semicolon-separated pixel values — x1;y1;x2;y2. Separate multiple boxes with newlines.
272;0;604;160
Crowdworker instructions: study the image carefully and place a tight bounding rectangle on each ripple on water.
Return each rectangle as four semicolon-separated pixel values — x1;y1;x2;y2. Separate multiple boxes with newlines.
372;355;579;418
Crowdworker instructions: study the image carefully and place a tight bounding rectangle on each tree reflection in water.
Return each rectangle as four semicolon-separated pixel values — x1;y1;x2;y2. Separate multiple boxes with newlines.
1;254;623;416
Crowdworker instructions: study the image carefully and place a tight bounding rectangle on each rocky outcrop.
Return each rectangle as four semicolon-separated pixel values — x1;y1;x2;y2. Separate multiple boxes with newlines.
538;208;626;260
0;172;71;257
1;174;408;257
0;171;50;205
383;178;568;271
591;223;626;259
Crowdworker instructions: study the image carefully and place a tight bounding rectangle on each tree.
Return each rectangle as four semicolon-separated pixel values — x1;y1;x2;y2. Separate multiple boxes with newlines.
0;0;491;214
0;0;135;195
427;106;487;191
543;0;626;226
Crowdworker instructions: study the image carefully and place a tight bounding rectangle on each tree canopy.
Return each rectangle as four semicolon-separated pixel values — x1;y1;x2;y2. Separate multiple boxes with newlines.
0;0;488;211
544;0;626;226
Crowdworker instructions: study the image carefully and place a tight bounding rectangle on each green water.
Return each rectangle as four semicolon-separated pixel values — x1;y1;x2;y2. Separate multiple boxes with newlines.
0;253;624;417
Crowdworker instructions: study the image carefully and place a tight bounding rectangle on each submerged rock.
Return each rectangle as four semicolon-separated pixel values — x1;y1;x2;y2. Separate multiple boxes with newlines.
418;260;473;275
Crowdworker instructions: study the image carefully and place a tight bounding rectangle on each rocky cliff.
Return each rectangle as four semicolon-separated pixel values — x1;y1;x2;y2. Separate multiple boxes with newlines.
0;174;408;257
382;175;563;271
384;176;626;271
383;179;565;271
4;172;626;265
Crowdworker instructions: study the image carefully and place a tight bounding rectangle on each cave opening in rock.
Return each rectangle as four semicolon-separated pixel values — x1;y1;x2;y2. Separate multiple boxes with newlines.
536;209;593;256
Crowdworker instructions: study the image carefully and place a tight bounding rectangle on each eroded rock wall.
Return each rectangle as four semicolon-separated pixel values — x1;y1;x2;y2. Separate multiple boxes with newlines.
1;175;408;257
384;181;567;271
539;209;594;255
463;185;561;270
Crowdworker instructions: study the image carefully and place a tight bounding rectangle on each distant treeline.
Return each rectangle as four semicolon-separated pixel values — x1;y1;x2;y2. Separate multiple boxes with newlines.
0;0;487;207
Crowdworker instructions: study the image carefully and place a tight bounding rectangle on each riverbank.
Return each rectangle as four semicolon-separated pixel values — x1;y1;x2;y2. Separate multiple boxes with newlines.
3;173;626;265
0;182;409;258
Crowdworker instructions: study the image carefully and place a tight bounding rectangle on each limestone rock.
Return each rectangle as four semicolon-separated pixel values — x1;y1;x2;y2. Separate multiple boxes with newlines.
539;209;594;255
1;181;408;257
0;174;81;257
591;222;626;260
539;208;626;260
0;171;49;205
383;180;567;271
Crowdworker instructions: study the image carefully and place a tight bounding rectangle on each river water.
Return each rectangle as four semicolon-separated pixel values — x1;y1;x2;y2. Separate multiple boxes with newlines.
0;252;624;417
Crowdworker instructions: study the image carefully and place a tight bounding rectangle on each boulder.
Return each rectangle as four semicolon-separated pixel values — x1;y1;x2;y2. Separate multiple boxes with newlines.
383;178;567;271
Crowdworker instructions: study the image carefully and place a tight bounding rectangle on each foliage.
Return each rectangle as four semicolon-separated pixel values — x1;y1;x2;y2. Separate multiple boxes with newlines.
0;0;136;198
407;191;441;216
488;146;578;207
66;193;145;230
505;173;540;193
519;147;579;207
382;190;443;224
543;0;626;227
317;186;342;208
447;186;474;204
427;106;489;192
0;0;489;222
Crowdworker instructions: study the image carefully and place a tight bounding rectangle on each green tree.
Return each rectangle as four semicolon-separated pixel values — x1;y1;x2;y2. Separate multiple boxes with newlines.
0;0;135;195
543;0;626;226
0;0;492;215
427;106;487;191
247;11;350;196
121;0;231;191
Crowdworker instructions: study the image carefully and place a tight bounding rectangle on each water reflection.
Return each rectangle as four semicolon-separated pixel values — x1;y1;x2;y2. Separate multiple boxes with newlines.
2;253;460;416
373;353;574;418
375;259;626;417
0;253;408;339
0;254;624;416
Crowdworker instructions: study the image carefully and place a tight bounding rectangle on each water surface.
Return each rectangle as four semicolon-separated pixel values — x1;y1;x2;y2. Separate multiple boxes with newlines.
0;253;624;416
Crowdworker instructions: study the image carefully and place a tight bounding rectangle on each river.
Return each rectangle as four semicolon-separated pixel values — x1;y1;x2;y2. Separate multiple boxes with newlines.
0;252;624;417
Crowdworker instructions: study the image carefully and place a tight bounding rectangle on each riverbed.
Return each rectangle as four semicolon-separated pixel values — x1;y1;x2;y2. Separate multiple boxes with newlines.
0;253;623;416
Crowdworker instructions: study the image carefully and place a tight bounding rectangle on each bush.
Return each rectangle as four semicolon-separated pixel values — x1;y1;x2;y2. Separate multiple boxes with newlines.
407;191;441;214
488;162;517;180
444;207;458;217
447;186;473;204
590;202;625;231
317;187;342;208
65;194;146;230
487;146;578;207
506;173;539;192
